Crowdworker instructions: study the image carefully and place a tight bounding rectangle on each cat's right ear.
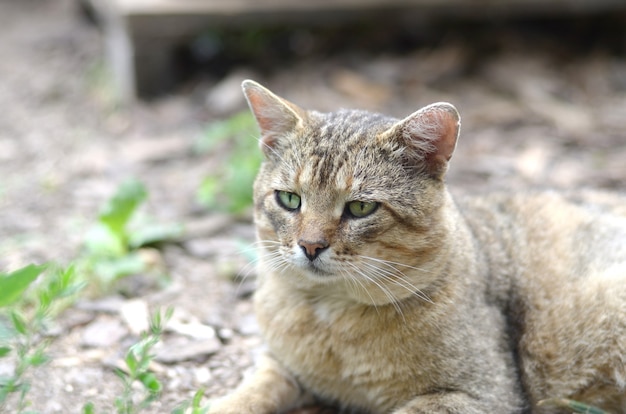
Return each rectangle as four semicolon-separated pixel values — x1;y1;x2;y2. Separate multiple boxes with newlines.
242;80;306;155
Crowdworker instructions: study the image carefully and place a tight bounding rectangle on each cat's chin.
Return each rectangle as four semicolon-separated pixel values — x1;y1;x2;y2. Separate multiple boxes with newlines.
301;264;336;279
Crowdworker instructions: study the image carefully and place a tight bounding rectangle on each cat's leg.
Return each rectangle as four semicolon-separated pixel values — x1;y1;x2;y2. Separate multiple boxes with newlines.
208;352;307;414
390;391;501;414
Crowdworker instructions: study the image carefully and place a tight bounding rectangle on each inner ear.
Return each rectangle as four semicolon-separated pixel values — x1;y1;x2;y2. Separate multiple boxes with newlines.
386;102;460;178
242;80;306;153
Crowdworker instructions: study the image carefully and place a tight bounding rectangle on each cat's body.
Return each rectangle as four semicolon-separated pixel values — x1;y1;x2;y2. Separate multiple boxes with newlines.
208;81;626;414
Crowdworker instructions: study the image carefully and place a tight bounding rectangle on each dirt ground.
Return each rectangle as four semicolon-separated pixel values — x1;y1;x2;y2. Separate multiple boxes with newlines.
1;0;625;413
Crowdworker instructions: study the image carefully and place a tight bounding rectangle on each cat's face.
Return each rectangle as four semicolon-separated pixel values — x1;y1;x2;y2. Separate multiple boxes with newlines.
243;81;460;306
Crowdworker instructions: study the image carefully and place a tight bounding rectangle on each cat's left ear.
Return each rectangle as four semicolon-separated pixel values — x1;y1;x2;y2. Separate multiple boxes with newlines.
242;80;307;155
383;102;460;179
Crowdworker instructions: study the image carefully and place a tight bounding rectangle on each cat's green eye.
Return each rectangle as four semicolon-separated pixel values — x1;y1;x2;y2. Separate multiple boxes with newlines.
276;190;301;211
346;201;379;218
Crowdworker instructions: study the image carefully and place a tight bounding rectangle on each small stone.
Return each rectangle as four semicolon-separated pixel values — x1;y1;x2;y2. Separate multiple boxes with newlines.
45;400;63;412
218;327;234;342
155;336;221;364
167;319;217;340
119;298;150;335
193;366;212;384
81;316;128;348
76;296;126;314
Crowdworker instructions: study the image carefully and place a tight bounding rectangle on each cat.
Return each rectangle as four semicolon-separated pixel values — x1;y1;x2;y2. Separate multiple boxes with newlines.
207;80;626;414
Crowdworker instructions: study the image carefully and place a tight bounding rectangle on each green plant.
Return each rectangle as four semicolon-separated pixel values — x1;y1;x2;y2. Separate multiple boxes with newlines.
0;178;218;413
0;264;83;412
195;111;262;214
537;398;610;414
82;179;183;292
0;263;210;414
82;307;211;414
171;388;211;414
114;307;171;413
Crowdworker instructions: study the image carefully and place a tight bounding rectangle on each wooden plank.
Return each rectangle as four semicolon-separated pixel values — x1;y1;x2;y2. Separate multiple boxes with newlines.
83;0;626;102
112;0;626;15
113;0;462;15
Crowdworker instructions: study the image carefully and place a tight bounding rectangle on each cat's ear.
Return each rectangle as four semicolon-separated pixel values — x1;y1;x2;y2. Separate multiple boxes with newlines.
242;80;306;154
383;102;460;179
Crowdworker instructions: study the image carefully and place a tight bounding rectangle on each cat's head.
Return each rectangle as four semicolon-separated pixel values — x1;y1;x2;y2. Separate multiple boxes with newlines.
242;80;460;305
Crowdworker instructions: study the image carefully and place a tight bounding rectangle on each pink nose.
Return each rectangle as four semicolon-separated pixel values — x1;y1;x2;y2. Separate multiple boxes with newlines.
298;239;329;261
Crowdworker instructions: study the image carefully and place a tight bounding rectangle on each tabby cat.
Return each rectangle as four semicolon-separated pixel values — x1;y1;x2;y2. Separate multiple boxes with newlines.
208;80;626;414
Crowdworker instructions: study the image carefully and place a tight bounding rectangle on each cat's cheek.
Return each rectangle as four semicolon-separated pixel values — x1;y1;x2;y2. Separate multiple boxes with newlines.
344;216;393;245
260;199;291;236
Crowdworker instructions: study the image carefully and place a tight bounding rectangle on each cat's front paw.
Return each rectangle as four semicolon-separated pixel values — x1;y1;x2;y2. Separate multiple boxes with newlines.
207;396;247;414
207;394;274;414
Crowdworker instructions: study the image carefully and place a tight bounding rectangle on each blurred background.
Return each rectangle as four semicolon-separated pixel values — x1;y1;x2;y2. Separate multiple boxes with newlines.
0;0;625;412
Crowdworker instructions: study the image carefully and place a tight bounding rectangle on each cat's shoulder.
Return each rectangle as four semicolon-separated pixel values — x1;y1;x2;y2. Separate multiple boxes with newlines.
453;188;626;218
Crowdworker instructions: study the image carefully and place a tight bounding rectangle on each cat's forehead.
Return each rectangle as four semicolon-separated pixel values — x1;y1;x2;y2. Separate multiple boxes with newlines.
272;109;403;199
311;109;395;146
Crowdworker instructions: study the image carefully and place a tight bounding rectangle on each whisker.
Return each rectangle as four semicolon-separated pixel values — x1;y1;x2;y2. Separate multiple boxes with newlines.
339;262;381;315
235;239;288;295
360;261;432;304
357;256;433;304
239;239;282;253
345;262;405;320
237;240;282;265
358;255;435;274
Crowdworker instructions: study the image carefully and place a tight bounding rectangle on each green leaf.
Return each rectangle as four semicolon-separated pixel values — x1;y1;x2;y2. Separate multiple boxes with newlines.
195;112;261;214
99;179;148;238
0;346;10;358
92;253;147;284
125;352;138;375
10;311;27;336
138;372;161;394
54;264;80;296
225;155;260;213
28;346;50;366
192;388;205;406
164;306;174;322
537;398;609;414
191;388;211;413
82;402;96;414
113;367;128;384
38;289;52;311
0;378;11;403
0;264;47;307
149;313;162;335
84;223;127;257
196;176;219;209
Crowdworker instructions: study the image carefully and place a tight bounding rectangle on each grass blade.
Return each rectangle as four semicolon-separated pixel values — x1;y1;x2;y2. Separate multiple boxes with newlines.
0;264;47;307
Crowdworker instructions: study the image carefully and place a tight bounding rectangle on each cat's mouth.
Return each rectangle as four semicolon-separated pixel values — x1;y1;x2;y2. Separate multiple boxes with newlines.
294;258;335;278
306;262;333;277
289;246;337;278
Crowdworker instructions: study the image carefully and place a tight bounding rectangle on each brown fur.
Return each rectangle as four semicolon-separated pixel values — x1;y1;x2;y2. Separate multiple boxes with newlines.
208;80;626;414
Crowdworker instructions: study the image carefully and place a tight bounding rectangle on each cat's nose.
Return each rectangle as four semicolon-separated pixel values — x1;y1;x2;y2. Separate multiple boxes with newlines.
298;239;329;261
